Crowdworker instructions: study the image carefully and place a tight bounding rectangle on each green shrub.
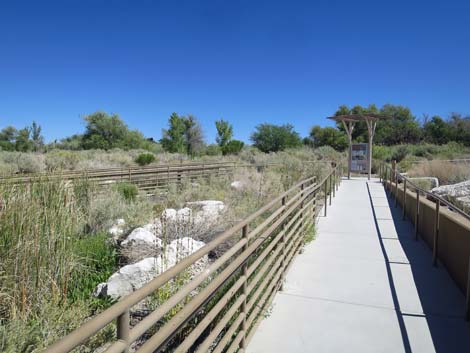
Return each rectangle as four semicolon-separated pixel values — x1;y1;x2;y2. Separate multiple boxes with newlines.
114;182;138;202
204;144;222;156
135;152;156;166
68;233;118;304
222;140;244;155
391;145;409;163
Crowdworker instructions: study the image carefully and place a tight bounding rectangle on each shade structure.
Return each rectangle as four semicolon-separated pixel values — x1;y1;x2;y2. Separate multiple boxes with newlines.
328;114;392;180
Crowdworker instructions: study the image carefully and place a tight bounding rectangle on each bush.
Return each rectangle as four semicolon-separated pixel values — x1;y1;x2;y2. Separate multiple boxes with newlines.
222;140;244;155
204;144;222;156
68;233;118;303
135;153;156;166
391;145;409;163
45;150;80;171
251;123;302;153
114;182;138;202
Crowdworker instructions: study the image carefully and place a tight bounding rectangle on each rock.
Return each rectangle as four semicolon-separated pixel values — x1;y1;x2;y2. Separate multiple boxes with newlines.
95;237;208;299
230;181;244;190
162;208;177;221
186;200;225;226
94;257;161;299
432;180;470;199
121;227;161;247
108;218;126;237
121;227;162;263
142;219;163;235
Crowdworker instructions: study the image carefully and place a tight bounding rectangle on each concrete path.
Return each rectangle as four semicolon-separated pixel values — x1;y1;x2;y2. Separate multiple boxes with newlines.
247;178;470;353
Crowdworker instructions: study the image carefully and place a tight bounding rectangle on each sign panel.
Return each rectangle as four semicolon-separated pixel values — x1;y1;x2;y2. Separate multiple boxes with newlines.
351;143;368;173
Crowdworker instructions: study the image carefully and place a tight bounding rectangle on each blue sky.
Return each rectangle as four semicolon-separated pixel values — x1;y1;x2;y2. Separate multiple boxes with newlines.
1;0;469;143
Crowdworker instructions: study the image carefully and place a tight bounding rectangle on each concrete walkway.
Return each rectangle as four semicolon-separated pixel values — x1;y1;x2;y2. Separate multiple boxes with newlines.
247;178;470;353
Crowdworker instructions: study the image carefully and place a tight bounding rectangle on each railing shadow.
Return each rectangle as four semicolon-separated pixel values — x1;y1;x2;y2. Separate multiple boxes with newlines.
366;180;470;353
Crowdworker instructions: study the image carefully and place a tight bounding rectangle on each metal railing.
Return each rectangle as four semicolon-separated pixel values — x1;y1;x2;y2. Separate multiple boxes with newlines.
43;164;342;353
378;161;470;321
0;161;237;191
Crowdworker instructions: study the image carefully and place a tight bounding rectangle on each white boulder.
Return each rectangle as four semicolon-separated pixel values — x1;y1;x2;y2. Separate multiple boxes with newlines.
94;257;161;299
432;180;470;199
186;200;225;226
95;237;208;299
121;227;161;247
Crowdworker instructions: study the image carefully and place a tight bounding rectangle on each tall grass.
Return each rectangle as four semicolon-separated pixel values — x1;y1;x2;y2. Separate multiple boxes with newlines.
0;178;83;321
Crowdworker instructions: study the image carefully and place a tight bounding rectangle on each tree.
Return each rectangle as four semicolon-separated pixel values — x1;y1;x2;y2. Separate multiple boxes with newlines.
215;119;233;148
161;113;205;155
335;104;421;145
15;127;33;152
251;124;302;153
184;115;204;156
222;140;244;155
161;113;187;153
448;113;470;146
308;126;348;151
81;111;148;150
31;121;44;151
423;116;451;144
0;126;18;151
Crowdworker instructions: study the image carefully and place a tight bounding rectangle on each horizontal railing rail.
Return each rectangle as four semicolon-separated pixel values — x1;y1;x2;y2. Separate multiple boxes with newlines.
378;161;470;321
0;160;340;192
43;163;342;353
378;162;470;221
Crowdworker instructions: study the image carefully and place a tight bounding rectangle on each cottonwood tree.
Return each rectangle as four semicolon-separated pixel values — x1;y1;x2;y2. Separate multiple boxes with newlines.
215;119;244;155
251;123;302;153
161;113;205;155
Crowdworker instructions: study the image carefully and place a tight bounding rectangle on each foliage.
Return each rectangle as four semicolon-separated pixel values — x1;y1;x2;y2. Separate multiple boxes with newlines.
222;139;244;155
81;111;150;151
67;233;118;303
215;119;233;148
114;182;139;202
135;152;156;166
308;126;348;151
161;113;205;155
251;123;302;153
0;122;44;152
335;104;421;145
0;179;82;321
204;144;222;156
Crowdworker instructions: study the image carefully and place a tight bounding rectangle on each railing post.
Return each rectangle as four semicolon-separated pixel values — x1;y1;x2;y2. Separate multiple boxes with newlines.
328;175;332;206
466;256;470;321
128;168;132;182
415;190;419;241
299;182;305;254
403;178;407;220
379;164;382;183
240;224;249;350
333;169;336;197
394;174;398;208
433;199;440;267
280;197;287;290
324;179;328;217
117;309;130;353
313;177;317;220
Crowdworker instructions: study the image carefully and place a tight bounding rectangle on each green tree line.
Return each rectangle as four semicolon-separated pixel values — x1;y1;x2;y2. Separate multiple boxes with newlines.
1;104;469;155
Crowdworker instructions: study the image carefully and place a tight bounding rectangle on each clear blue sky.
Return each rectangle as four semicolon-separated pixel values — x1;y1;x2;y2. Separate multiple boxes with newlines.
1;0;469;143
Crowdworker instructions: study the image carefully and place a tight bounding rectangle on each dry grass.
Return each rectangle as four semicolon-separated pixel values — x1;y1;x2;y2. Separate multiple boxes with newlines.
407;160;470;185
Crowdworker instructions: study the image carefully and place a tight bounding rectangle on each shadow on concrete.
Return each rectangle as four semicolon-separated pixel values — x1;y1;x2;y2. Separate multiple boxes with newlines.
366;181;470;353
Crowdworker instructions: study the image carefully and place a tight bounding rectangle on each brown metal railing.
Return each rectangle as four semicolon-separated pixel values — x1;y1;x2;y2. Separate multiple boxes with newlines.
43;164;342;353
378;161;470;321
0;161;237;191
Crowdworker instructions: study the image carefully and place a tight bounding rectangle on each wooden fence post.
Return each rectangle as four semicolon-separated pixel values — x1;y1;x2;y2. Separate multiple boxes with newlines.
324;179;328;217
